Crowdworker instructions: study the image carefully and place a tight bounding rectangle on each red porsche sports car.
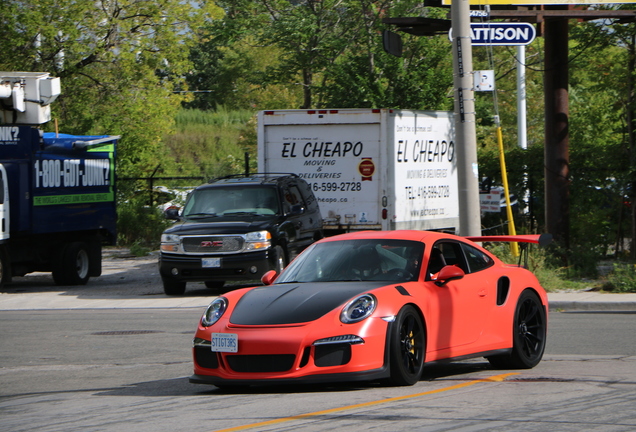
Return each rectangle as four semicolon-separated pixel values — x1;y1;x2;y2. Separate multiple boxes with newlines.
190;230;550;387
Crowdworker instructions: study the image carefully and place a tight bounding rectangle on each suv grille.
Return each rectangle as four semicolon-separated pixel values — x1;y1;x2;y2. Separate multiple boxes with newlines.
183;236;245;253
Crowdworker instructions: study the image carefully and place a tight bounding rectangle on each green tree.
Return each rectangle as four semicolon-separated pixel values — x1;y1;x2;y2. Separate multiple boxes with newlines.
0;0;223;177
186;1;455;111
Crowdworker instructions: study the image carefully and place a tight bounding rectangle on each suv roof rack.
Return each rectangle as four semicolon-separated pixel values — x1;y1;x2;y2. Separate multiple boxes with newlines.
209;173;299;183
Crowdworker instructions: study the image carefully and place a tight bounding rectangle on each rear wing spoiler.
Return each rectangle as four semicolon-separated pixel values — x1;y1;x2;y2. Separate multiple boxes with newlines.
466;234;553;248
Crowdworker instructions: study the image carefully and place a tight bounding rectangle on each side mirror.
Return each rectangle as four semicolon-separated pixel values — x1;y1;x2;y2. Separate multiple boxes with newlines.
289;204;305;215
434;265;465;286
164;207;180;220
261;270;278;286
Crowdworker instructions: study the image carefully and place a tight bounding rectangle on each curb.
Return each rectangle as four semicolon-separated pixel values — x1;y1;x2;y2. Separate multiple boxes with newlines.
549;301;636;312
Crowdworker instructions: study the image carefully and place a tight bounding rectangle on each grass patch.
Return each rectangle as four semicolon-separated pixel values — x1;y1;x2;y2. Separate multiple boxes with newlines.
602;263;636;293
483;243;604;293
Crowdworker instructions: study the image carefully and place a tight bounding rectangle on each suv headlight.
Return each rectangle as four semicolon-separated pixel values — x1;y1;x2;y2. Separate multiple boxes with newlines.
340;294;377;324
245;230;271;251
160;233;181;252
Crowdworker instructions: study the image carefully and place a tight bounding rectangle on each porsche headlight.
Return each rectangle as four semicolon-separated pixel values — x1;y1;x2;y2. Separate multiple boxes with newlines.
245;230;271;251
160;233;181;252
340;294;377;324
201;297;228;327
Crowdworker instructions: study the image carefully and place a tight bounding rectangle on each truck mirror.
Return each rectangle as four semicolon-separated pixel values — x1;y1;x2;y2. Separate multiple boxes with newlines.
289;204;305;215
164;207;180;220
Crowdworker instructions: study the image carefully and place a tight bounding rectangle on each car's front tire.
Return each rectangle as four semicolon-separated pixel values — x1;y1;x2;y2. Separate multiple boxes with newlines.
387;305;425;386
487;289;546;369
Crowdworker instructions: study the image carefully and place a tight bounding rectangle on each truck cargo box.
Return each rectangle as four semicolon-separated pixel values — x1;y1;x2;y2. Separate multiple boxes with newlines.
258;109;459;233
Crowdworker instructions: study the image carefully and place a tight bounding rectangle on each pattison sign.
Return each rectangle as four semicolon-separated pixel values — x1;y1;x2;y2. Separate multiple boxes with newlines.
449;23;536;45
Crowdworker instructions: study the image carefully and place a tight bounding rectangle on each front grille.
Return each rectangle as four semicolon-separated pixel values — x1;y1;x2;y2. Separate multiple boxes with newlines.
314;344;351;367
226;354;296;373
194;346;219;369
183;236;244;253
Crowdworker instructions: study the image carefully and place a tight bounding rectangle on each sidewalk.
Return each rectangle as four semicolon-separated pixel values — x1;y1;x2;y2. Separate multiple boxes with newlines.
1;289;635;311
548;291;636;312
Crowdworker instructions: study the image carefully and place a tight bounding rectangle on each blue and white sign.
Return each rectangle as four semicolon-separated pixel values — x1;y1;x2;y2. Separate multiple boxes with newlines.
449;23;536;46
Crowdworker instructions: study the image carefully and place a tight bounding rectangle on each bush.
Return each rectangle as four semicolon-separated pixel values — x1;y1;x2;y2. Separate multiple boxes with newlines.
484;242;598;292
117;197;172;249
603;263;636;293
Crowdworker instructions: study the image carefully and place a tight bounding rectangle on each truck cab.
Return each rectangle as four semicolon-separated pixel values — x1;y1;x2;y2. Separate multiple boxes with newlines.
159;173;323;295
0;127;117;287
1;73;118;289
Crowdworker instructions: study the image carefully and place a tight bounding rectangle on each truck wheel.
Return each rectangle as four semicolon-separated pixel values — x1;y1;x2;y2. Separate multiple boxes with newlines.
0;248;11;289
163;278;186;296
52;242;90;286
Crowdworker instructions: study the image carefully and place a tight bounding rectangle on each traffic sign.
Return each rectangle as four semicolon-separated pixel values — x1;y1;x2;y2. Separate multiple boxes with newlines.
449;23;537;46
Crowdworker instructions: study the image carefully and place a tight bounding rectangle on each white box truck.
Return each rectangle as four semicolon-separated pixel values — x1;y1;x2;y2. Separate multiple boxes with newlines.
257;108;460;235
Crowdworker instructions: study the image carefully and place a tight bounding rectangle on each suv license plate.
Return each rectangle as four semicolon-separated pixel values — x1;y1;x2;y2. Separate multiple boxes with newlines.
202;258;221;268
211;333;238;352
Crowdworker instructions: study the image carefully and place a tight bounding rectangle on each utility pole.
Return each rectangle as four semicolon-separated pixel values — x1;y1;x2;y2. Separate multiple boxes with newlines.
543;9;570;248
451;0;482;236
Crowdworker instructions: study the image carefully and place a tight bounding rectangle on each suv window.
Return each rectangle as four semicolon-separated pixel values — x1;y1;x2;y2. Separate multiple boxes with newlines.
183;186;280;217
283;185;305;212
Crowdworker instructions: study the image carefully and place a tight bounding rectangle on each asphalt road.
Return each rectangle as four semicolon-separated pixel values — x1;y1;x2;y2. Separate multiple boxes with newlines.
1;308;635;432
1;249;635;431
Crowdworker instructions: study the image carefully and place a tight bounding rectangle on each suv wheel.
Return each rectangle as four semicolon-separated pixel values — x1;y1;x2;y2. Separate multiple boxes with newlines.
272;245;286;273
205;280;225;290
163;278;186;296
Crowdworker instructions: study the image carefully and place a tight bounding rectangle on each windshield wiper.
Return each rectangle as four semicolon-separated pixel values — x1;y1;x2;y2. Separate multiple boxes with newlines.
185;212;218;218
223;211;259;216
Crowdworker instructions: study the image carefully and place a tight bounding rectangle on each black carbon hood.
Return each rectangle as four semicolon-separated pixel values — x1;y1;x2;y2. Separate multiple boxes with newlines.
229;282;387;325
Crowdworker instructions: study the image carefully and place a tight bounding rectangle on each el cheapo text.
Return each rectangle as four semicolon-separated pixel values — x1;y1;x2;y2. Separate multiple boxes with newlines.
281;141;363;158
397;139;454;163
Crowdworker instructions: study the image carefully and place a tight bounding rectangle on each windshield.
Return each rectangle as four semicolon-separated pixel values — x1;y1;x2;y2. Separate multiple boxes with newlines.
182;186;280;218
276;239;424;283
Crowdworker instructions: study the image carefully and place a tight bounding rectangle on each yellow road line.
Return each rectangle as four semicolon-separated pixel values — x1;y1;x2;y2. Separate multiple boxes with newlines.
213;372;519;432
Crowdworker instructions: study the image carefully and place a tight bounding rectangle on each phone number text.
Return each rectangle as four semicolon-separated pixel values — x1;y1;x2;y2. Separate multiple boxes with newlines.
311;182;362;192
405;185;450;200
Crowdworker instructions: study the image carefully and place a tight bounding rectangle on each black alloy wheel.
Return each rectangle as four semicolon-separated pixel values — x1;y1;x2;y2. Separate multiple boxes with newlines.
387;305;425;386
487;289;546;369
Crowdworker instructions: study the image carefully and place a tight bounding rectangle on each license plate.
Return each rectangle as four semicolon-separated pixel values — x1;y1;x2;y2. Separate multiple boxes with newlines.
202;258;221;268
211;333;238;353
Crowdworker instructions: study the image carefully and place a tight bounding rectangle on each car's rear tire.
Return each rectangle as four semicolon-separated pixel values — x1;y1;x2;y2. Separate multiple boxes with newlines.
163;278;186;296
387;305;425;386
52;242;90;286
487;289;546;369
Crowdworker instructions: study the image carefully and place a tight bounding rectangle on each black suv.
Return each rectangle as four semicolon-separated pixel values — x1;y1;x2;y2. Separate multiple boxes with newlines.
159;174;323;295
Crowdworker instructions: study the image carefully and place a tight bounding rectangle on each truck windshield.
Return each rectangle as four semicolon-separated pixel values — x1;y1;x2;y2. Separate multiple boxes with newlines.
183;186;280;218
276;239;424;283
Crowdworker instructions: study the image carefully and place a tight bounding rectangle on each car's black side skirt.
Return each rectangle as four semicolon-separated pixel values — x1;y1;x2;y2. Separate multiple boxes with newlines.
424;348;513;366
